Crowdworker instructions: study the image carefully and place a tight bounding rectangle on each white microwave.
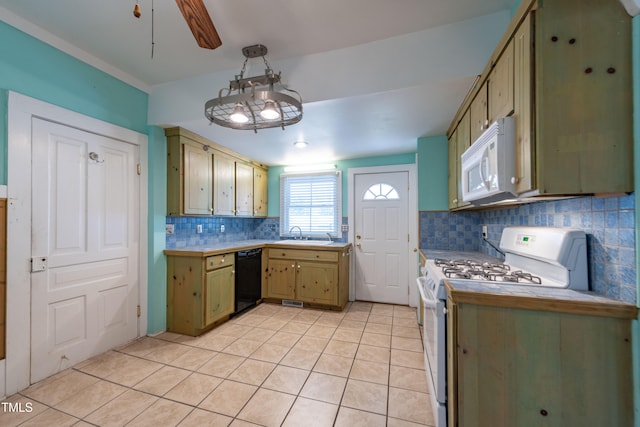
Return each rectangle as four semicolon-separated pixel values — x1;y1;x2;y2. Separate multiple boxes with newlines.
461;117;517;204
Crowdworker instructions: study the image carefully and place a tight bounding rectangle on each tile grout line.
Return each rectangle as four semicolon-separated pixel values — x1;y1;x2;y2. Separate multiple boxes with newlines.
12;301;428;426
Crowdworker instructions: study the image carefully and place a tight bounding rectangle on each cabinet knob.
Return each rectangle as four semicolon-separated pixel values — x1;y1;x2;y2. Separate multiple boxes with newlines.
452;199;458;204
510;177;518;184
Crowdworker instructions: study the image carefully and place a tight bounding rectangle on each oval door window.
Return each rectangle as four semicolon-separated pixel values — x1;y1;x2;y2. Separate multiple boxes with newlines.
362;183;400;200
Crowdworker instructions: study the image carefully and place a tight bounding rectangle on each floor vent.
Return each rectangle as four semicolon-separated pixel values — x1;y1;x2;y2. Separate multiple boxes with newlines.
282;300;303;308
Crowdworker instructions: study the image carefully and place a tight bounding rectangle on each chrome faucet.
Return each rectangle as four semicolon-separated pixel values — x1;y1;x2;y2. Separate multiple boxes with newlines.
289;226;303;240
326;232;333;243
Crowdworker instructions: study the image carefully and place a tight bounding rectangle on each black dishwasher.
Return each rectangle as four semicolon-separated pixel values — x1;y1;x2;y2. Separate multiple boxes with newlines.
234;248;262;315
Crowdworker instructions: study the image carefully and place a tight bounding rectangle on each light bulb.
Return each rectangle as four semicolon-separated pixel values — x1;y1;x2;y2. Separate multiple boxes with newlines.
260;100;280;120
230;103;249;123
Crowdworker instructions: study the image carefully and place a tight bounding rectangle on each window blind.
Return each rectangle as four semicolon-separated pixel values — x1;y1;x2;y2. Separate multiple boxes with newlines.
280;171;341;237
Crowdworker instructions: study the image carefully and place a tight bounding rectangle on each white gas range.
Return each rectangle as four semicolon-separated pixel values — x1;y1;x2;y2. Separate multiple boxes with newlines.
417;227;588;427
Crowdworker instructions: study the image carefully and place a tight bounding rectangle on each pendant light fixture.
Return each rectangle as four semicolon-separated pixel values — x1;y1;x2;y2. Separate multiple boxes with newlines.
204;44;303;133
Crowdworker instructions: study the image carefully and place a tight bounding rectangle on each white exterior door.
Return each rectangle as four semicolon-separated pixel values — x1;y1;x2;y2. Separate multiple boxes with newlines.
30;118;140;383
354;171;409;304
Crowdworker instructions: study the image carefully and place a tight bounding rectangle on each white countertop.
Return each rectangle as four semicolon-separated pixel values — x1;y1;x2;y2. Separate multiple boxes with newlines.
165;239;351;256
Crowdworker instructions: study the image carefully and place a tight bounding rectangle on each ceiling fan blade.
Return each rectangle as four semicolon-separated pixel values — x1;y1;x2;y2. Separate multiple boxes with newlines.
175;0;222;49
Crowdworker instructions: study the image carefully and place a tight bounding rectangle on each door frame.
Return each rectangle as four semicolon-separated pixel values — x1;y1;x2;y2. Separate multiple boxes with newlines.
4;91;149;396
347;163;418;307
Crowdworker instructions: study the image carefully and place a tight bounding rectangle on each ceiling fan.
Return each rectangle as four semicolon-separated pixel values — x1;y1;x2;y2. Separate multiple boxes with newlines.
175;0;222;49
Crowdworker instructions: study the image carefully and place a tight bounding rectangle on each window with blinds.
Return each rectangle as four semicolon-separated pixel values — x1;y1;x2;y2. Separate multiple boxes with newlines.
280;171;342;238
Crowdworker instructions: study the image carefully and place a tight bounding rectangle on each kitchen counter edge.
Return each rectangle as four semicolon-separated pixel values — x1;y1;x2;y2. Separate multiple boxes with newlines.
164;240;352;257
445;280;638;320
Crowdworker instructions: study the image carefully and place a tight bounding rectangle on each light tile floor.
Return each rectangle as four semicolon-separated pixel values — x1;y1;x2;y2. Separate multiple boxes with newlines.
1;301;434;426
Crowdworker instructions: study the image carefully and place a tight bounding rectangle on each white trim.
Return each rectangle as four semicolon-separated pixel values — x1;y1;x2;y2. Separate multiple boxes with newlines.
5;91;149;396
347;163;419;307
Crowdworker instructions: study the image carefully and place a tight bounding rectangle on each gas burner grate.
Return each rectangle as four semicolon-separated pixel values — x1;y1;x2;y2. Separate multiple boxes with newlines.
433;258;544;284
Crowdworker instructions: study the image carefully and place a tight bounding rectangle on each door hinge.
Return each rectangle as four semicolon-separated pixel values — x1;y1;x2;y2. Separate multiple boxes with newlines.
137;305;141;317
136;164;141;175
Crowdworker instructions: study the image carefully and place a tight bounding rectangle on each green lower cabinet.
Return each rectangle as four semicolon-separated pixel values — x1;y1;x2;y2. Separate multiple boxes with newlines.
205;265;235;325
449;300;634;427
167;253;235;336
266;258;296;299
296;261;337;305
264;246;350;309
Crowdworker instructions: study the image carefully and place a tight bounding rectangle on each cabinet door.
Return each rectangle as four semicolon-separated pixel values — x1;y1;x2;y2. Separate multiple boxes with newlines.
449;111;471;210
456;111;471;208
297;261;338;305
235;162;254;217
213;154;235;215
535;0;632;194
513;13;534;194
253;168;268;217
205;265;235;325
452;302;633;426
448;131;458;210
183;144;212;215
266;258;296;299
469;82;488;145
489;38;514;122
166;256;204;336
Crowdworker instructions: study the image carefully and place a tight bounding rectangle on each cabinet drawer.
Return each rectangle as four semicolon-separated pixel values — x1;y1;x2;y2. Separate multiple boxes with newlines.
267;248;339;262
206;253;233;270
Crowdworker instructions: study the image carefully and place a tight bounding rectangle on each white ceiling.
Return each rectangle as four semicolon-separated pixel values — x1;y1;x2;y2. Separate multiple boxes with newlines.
0;0;518;166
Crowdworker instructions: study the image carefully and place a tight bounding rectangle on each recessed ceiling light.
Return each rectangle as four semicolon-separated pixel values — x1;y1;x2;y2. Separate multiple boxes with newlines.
293;140;308;148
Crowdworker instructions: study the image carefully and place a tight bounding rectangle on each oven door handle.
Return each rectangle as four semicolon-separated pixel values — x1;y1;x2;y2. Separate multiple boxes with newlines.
416;277;438;308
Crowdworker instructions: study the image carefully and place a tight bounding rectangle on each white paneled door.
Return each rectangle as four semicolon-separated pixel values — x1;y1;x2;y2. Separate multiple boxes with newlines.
30;118;140;383
354;171;409;304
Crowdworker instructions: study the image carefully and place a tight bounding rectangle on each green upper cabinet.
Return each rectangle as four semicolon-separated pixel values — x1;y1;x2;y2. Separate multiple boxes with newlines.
532;0;633;195
446;0;633;210
448;111;471;210
165;127;269;217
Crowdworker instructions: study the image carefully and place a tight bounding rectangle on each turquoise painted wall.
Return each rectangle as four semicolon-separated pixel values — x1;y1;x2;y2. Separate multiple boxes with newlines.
0;20;167;333
267;153;416;217
632;13;640;427
147;127;168;333
417;135;448;211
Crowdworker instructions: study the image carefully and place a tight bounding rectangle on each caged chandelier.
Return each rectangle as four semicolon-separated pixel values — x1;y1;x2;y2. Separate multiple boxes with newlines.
205;44;303;133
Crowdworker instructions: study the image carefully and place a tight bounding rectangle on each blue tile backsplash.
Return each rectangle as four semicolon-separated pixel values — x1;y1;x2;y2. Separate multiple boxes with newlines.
419;195;636;304
167;195;635;304
166;216;348;248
